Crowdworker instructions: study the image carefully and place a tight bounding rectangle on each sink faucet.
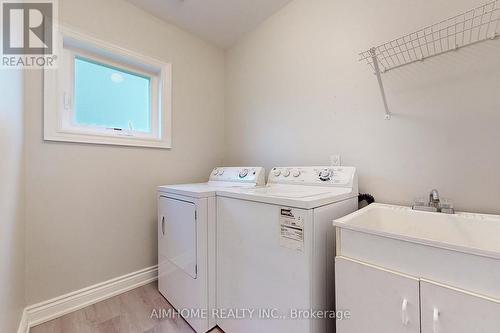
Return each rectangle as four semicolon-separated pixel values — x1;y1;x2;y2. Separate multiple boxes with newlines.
429;189;440;209
413;189;454;214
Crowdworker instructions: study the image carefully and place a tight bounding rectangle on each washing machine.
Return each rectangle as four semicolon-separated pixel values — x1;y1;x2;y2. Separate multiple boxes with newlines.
216;166;358;333
157;167;265;333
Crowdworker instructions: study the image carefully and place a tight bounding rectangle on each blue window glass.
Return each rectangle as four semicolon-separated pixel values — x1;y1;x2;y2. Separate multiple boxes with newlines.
74;57;151;132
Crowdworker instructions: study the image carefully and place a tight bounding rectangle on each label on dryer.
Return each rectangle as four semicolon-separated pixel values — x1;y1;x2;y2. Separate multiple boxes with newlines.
279;208;304;252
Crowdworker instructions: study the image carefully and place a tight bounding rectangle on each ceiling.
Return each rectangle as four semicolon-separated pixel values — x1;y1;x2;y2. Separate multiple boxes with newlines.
126;0;293;48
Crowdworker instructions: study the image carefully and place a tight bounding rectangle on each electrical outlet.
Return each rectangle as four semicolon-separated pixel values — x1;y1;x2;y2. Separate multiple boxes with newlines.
330;154;342;166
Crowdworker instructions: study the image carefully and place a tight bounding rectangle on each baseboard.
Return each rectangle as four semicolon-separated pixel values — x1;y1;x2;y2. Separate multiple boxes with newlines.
24;265;158;330
17;309;29;333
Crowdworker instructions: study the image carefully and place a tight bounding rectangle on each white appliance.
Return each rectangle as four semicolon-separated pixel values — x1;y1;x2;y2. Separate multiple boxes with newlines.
216;167;358;333
157;167;265;333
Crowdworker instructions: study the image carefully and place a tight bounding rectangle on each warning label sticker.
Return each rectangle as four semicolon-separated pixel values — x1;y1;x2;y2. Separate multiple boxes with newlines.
279;208;304;251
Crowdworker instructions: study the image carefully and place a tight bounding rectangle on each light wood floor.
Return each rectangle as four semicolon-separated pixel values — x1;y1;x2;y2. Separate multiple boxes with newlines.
30;282;224;333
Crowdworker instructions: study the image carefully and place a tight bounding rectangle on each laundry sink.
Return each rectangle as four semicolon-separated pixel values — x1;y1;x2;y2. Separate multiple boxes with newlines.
333;203;500;259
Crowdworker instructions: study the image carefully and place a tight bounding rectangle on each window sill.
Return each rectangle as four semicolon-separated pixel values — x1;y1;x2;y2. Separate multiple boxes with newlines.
44;129;172;149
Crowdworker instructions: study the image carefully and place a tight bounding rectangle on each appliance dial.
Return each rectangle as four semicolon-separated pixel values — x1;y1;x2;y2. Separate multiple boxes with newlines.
213;169;219;176
292;170;301;178
273;169;281;177
319;169;331;181
239;169;249;178
218;169;224;175
282;169;291;177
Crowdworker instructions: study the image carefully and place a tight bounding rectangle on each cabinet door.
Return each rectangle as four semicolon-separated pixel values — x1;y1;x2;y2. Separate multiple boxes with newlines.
158;196;197;279
335;257;420;333
421;279;500;333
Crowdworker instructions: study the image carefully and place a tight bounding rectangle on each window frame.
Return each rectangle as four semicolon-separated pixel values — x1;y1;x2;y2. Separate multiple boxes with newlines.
44;27;172;149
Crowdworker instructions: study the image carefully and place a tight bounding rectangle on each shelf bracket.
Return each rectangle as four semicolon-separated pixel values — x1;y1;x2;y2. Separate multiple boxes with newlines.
370;48;391;120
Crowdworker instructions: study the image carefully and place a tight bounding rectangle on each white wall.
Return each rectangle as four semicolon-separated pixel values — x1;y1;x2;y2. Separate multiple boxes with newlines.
18;0;500;309
225;0;500;214
0;69;25;331
24;0;225;304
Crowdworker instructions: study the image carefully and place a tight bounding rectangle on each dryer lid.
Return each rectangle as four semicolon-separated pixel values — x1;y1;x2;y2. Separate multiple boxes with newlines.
158;167;266;198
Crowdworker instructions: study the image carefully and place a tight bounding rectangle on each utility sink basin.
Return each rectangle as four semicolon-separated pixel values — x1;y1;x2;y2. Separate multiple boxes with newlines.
334;203;500;259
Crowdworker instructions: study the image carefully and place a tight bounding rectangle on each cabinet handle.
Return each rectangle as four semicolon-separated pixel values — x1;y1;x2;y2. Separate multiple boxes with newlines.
433;308;440;333
401;298;409;326
161;217;166;236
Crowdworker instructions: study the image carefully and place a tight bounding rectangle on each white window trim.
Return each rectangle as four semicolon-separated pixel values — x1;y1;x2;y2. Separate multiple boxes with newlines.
44;27;172;149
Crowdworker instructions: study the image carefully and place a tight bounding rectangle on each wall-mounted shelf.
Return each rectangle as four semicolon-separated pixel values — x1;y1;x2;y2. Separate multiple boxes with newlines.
360;0;500;120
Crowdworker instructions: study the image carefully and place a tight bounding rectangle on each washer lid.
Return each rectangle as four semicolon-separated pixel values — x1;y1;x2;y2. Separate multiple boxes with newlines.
217;184;358;209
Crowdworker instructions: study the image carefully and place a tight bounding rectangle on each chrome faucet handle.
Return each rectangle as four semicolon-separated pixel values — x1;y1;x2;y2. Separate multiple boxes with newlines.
413;198;427;207
439;200;455;214
413;197;438;212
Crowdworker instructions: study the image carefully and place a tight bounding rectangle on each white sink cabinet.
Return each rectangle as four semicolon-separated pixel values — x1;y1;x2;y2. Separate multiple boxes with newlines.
334;204;500;333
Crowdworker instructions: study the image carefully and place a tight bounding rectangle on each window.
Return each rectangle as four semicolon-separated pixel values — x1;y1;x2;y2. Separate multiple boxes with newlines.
74;57;151;132
44;28;172;148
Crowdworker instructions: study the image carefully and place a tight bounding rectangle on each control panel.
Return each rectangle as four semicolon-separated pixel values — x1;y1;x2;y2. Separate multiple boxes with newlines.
268;166;357;188
209;167;266;185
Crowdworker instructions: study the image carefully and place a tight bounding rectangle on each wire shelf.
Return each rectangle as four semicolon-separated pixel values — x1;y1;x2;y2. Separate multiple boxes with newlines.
360;0;500;73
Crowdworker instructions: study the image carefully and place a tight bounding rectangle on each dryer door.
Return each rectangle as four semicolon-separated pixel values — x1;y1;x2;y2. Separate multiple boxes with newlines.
159;196;197;279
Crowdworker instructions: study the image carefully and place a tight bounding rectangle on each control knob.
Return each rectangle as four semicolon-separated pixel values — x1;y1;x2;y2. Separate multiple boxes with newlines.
319;169;332;182
292;170;301;178
282;169;291;177
273;169;281;177
239;169;249;178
